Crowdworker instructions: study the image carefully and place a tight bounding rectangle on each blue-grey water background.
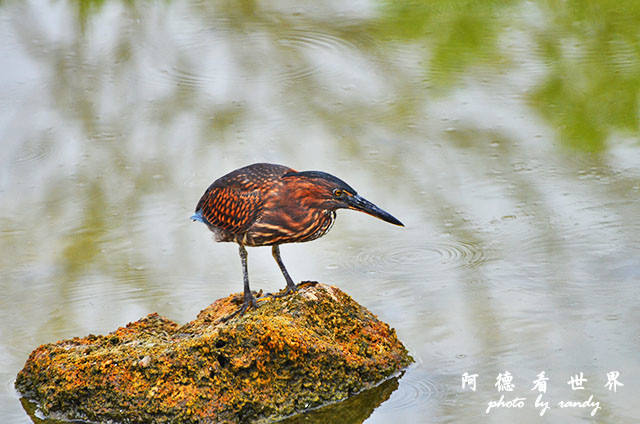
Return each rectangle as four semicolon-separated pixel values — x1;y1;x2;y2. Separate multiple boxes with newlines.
1;0;639;423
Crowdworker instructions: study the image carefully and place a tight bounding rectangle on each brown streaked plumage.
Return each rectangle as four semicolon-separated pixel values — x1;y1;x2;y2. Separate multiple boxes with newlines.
192;162;403;320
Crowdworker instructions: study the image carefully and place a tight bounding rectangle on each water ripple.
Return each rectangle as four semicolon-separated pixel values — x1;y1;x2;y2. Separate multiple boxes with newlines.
277;28;358;53
342;239;494;276
379;367;445;412
14;138;54;164
275;29;355;83
151;27;362;91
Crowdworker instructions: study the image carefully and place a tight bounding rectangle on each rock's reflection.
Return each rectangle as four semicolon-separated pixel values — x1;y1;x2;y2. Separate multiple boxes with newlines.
281;373;403;424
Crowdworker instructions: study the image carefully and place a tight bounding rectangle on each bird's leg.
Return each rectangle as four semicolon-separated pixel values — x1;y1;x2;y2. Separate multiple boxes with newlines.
271;245;297;296
219;244;257;322
239;244;258;307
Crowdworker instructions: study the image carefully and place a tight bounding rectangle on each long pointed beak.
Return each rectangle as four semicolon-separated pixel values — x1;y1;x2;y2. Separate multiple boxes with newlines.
347;194;404;227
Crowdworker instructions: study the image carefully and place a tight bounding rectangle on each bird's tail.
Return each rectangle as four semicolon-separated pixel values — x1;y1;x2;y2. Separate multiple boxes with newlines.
190;210;205;223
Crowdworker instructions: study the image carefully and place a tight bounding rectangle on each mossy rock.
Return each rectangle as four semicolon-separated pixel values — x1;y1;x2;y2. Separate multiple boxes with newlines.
15;282;412;423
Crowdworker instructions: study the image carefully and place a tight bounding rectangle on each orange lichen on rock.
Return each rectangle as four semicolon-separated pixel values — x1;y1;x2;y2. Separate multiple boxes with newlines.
15;282;412;423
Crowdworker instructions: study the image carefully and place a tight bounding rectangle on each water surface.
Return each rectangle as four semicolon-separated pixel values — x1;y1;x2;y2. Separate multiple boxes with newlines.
1;0;639;423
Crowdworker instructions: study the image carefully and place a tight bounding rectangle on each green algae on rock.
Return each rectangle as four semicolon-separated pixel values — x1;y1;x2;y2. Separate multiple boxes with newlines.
15;282;412;423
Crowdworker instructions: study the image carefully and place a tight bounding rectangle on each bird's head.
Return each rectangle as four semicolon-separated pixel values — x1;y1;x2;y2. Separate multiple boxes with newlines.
283;170;404;227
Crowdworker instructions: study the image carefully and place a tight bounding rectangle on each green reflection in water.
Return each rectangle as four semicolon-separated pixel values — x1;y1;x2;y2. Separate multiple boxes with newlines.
61;182;106;279
59;0;640;153
377;0;640;152
377;0;515;86
531;0;640;151
73;0;106;32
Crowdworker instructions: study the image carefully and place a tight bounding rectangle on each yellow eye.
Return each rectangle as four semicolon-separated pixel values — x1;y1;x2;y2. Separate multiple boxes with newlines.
333;189;343;197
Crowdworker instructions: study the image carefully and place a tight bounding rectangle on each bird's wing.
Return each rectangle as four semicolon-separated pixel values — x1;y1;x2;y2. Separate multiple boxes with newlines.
196;186;262;234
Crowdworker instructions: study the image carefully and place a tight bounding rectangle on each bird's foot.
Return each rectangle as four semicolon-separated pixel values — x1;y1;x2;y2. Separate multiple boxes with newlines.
264;280;320;299
218;292;258;323
297;280;319;289
266;283;298;299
